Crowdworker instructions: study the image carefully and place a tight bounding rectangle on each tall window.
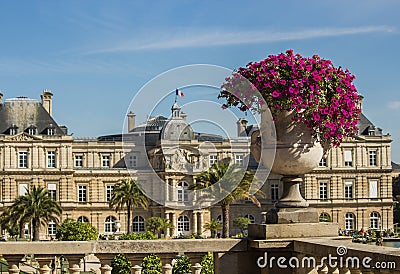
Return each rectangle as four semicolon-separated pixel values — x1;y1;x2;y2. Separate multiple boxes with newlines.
78;185;87;202
244;214;255;224
345;213;356;230
319;158;327;167
18;151;28;168
369;150;377;166
28;127;36;135
74;155;83;168
19;183;28;196
77;216;89;223
106;185;114;202
344;181;353;199
319;213;331;222
370;212;380;230
271;184;279;201
48;221;56;236
10;127;17;135
344;150;353;167
235;155;244;166
369;180;378;198
319;182;328;200
133;216;145;232
102;155;110;168
104;216;117;234
177;181;188;202
128;155;137;167
177;215;190;232
47;151;56;168
48;183;57;200
209;155;218;166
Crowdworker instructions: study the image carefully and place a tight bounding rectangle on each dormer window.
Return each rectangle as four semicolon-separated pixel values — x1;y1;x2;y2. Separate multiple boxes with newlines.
27;125;37;135
9;124;18;135
47;124;55;135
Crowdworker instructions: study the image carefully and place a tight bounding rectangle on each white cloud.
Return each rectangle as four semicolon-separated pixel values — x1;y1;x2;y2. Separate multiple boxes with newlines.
388;101;400;109
88;25;395;53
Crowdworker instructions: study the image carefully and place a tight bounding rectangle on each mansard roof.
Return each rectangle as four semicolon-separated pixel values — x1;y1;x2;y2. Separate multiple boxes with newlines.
0;97;66;135
357;113;383;136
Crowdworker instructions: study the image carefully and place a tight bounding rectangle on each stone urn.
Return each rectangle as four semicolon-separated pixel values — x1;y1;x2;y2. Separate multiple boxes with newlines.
251;106;323;212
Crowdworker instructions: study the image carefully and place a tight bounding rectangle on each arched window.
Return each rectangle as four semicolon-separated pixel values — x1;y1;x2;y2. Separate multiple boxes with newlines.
245;214;255;224
133;216;145;232
48;221;56;236
104;216;117;234
177;215;190;232
319;213;331;222
216;215;222;223
345;213;356;231
370;212;380;230
77;216;89;223
177;181;188;202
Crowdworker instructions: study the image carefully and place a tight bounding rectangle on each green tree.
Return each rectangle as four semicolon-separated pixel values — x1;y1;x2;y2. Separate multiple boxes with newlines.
145;217;174;237
141;254;162;274
203;219;222;238
190;160;264;238
200;253;214;274
0;207;23;239
233;217;250;235
2;186;62;241
111;254;131;274
56;219;98;241
172;255;191;274
109;178;149;233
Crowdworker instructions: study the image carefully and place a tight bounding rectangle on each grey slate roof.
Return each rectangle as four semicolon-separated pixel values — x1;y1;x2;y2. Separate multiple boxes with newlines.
357;113;382;136
0;97;66;135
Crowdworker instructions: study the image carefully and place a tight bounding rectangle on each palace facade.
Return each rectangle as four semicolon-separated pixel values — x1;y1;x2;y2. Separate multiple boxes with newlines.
0;91;394;239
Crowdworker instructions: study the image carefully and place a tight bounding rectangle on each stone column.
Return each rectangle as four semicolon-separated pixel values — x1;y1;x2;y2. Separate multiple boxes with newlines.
197;212;203;235
328;267;339;274
3;255;22;274
131;265;142;274
191;263;202;274
97;254;114;274
317;264;328;274
192;211;198;235
162;264;173;274
170;212;176;237
63;255;83;274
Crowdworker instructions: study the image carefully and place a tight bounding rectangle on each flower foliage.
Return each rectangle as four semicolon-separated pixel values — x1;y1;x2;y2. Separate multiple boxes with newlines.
218;50;361;146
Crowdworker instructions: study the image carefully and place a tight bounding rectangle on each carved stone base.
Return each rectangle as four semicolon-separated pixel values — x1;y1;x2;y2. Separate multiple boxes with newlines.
248;222;338;239
265;207;319;224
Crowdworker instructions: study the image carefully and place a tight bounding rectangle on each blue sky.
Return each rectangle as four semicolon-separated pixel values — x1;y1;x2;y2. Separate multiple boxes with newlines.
0;1;400;161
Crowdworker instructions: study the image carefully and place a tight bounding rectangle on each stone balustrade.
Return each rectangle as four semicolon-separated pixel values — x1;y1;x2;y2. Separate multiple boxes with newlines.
0;238;399;273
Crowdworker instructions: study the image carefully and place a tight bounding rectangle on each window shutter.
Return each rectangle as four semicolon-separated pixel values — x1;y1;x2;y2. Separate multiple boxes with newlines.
344;150;352;162
369;180;378;198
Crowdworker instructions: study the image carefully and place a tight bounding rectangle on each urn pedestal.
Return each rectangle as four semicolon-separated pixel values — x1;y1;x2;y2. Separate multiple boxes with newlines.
249;109;338;238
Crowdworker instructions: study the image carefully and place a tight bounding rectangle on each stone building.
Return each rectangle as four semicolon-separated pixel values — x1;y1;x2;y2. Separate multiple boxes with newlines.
0;91;394;239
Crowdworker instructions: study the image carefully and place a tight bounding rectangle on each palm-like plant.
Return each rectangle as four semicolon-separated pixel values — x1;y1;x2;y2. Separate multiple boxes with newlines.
109;178;149;233
2;186;62;241
190;160;264;238
203;218;223;238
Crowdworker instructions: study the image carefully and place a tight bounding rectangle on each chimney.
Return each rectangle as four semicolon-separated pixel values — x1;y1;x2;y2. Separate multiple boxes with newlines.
41;89;53;116
127;111;136;132
0;92;3;104
237;118;248;137
358;95;364;113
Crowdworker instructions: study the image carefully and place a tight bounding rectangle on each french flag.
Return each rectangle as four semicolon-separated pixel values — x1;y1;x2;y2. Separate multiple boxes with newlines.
176;89;184;98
